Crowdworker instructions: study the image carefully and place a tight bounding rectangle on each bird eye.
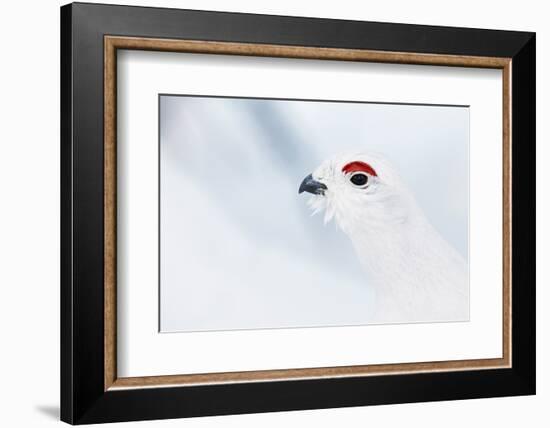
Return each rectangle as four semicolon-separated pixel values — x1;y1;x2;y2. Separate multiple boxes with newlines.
349;173;368;188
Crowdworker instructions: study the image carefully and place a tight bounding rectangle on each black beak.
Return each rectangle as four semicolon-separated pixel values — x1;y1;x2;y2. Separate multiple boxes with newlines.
299;174;327;195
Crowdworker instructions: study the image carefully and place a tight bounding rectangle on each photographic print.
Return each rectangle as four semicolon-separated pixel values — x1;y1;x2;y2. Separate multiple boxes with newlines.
159;95;469;332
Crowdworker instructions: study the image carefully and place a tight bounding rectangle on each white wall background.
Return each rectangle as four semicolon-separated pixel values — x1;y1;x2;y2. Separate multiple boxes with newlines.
0;0;545;426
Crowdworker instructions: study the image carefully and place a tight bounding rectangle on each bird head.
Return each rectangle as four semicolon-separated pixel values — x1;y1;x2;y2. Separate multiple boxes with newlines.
299;152;415;234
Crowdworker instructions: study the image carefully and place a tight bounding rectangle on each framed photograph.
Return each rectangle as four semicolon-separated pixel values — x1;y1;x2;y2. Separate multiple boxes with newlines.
60;2;535;424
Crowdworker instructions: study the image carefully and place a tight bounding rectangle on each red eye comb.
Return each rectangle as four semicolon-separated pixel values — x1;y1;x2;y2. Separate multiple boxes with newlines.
342;161;377;177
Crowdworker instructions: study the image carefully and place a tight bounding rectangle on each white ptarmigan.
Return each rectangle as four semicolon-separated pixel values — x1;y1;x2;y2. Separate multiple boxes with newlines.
299;152;468;324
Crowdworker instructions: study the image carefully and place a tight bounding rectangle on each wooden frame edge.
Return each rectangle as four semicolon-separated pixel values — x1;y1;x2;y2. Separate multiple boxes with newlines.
105;35;512;67
104;36;117;390
110;357;508;390
103;35;512;391
502;61;513;368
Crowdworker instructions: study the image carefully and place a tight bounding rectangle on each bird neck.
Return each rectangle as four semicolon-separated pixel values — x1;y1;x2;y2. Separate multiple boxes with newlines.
347;212;464;291
347;217;468;322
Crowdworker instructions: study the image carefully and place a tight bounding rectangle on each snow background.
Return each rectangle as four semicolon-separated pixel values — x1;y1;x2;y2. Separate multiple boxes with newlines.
160;95;469;332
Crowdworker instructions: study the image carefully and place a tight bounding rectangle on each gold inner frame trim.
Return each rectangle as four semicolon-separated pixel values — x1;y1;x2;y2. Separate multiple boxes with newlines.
104;35;512;391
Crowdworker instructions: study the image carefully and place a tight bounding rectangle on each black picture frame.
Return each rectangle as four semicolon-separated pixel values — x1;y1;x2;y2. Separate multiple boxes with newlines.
61;2;535;424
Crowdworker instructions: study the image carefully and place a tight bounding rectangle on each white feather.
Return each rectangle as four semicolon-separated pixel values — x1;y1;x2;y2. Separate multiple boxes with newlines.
306;152;468;324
